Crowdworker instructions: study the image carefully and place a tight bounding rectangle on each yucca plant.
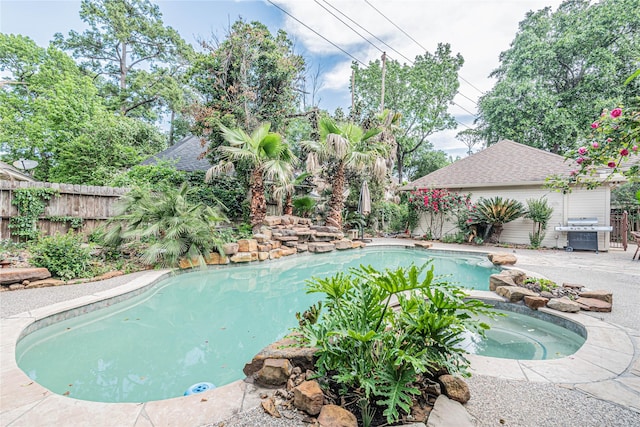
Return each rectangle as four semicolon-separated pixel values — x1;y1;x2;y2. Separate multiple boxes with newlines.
103;184;228;268
470;196;525;243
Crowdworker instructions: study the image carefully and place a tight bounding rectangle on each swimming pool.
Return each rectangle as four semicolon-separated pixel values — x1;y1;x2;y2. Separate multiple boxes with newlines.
15;247;560;403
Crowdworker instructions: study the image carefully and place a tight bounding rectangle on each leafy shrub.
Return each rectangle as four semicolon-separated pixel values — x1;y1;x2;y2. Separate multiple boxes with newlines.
293;195;316;218
30;232;92;280
372;201;408;233
524;197;553;248
469;197;525;243
295;263;494;424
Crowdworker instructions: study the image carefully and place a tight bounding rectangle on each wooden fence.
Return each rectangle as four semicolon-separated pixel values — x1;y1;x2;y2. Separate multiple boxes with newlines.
0;180;129;240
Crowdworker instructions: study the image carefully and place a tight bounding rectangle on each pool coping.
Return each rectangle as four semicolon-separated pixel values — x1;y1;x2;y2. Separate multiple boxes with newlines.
1;245;636;425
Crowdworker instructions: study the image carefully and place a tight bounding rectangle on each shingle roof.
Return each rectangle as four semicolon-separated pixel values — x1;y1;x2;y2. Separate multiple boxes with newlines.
141;135;211;172
0;161;36;181
403;140;575;190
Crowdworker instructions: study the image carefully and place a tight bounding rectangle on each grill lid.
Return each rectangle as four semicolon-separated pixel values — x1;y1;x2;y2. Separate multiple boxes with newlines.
567;217;598;225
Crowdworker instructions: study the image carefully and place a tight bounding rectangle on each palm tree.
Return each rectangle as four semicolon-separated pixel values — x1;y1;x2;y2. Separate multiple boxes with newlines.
104;184;228;267
302;117;388;229
273;172;310;215
206;123;295;231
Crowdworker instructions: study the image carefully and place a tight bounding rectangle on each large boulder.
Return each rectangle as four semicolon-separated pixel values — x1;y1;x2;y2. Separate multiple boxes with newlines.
426;395;475;427
293;380;324;416
317;405;357;427
575;297;612;313
438;374;470;404
495;286;539;302
489;269;526;291
547;297;581;313
487;253;517;265
256;358;293;387
579;290;613;304
244;335;316;377
524;296;549;310
0;267;51;285
308;242;335;253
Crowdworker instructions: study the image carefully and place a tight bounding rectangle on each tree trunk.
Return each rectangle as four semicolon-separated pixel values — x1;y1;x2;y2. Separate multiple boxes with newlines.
396;150;405;185
325;162;345;229
249;168;267;232
284;193;293;215
489;224;503;243
120;41;127;115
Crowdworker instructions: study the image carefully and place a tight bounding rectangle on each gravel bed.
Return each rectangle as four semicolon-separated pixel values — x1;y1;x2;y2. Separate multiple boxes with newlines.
465;375;640;427
208;406;306;427
0;270;150;318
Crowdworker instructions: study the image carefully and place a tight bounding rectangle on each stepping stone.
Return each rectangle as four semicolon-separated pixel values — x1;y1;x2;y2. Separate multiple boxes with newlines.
575;297;612;312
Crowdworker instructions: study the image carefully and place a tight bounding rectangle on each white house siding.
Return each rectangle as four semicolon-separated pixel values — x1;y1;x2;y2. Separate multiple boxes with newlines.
415;185;610;251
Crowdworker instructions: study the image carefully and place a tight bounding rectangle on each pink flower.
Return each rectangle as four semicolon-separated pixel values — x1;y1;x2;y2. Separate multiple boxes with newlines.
570;170;578;176
578;147;587;155
591;122;599;129
606;138;612;143
611;108;622;118
576;157;584;164
620;148;629;156
592;142;599;149
608;161;616;168
633;145;639;152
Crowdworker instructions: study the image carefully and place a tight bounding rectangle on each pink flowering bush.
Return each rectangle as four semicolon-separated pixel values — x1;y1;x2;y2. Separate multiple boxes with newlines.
407;189;471;238
550;103;639;192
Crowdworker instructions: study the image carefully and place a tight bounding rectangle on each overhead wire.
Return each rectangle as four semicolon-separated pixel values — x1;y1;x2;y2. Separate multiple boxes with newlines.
362;0;486;96
313;0;387;56
320;0;415;64
266;0;368;66
268;0;480;121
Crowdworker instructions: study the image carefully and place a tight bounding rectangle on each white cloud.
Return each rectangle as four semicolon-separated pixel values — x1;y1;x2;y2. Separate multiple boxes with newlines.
274;0;564;155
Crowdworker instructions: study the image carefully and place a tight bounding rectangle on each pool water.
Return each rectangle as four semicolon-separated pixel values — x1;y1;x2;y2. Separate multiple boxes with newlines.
460;309;585;359
15;248;512;403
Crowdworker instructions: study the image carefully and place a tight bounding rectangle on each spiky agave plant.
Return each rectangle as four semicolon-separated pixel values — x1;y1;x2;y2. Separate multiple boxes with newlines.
470;196;525;243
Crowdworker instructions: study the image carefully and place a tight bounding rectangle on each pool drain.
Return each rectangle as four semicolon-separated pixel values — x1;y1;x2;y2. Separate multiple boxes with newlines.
184;382;216;395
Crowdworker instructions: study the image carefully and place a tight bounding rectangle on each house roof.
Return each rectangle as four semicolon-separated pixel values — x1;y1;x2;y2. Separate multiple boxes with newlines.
402;140;575;190
0;161;36;182
141;135;211;172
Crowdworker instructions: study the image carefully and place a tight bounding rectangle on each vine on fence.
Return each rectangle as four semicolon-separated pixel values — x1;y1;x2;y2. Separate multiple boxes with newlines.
9;188;59;241
46;216;84;230
407;189;471;238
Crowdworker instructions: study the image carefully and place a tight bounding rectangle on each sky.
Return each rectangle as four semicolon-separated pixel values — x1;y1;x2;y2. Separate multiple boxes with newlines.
0;0;565;158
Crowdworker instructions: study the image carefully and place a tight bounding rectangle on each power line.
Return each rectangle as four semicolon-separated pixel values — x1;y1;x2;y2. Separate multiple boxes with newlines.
313;0;387;57
266;0;368;66
362;0;485;96
321;0;414;64
452;101;477;117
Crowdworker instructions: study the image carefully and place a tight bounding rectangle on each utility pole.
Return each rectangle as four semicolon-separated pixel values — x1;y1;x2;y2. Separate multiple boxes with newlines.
380;52;387;113
351;68;355;112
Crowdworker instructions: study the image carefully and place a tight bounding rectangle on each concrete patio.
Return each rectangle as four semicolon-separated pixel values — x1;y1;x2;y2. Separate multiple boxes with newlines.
1;240;639;426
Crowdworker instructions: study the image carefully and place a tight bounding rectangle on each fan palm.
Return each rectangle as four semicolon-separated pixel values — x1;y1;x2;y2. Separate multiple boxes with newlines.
301;117;388;229
104;184;228;267
206;123;296;231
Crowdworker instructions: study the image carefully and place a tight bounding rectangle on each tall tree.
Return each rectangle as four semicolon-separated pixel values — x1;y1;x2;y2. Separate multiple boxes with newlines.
352;44;463;183
189;20;305;148
54;0;193;121
0;34;106;181
477;0;640;154
50;115;166;185
206;123;296;231
456;128;484;156
301;118;387;229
